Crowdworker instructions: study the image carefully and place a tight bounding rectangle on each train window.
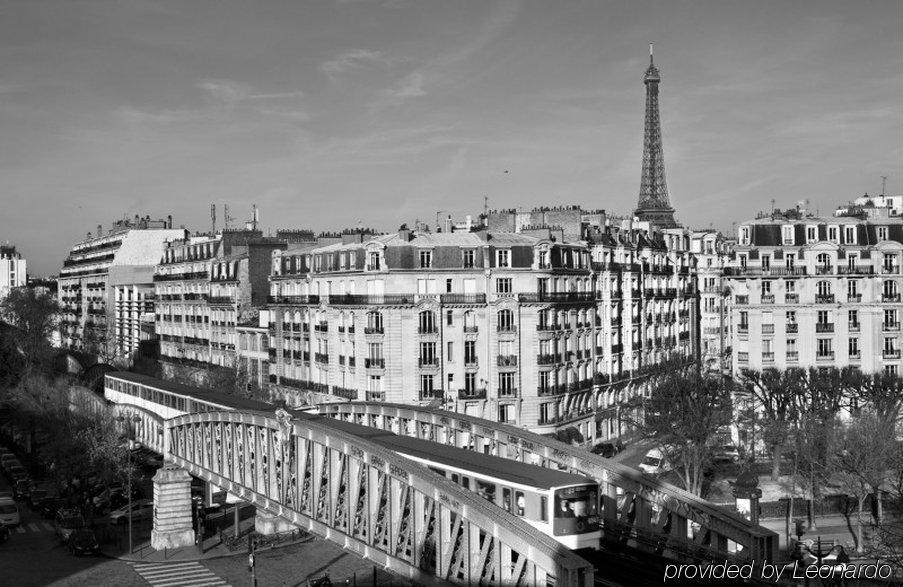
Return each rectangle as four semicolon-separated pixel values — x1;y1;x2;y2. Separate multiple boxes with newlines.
540;496;548;521
556;486;598;518
476;480;495;503
462;477;469;490
502;488;511;512
428;466;444;476
515;491;525;516
451;473;459;484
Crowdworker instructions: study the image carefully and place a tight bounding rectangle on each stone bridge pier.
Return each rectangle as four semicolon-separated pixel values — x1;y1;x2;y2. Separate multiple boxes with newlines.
151;464;195;550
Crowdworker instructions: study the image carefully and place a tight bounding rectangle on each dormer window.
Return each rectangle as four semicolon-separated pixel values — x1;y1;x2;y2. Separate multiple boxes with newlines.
806;225;818;242
879;226;889;241
419;250;432;269
844;226;856;244
828;226;839;243
496;249;511;268
739;226;750;245
782;225;794;245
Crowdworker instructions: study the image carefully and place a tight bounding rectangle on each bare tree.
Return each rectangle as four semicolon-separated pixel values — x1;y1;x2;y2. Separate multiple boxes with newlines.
625;371;731;496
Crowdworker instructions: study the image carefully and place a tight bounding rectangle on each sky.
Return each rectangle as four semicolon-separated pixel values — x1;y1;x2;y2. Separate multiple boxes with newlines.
2;0;903;276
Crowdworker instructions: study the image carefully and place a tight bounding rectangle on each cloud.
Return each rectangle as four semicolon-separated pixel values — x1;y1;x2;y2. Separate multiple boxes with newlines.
196;78;305;103
321;49;390;76
383;72;426;101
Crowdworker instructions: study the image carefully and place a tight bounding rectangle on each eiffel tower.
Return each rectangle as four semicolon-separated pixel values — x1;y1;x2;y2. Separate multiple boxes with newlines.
635;43;679;228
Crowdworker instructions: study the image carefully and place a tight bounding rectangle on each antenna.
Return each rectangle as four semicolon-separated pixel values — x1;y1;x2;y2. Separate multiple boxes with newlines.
882;175;888;196
770;198;776;213
210;204;217;234
224;204;235;229
649;42;654;64
484;195;489;218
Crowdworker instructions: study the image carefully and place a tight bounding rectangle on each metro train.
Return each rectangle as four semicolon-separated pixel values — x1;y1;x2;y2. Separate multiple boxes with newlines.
104;372;602;550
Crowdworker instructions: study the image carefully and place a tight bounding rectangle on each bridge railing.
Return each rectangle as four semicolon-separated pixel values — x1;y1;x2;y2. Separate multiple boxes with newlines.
165;410;594;586
316;402;779;562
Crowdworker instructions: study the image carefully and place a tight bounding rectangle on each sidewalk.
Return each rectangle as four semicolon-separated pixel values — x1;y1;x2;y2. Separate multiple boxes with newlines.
98;514;311;563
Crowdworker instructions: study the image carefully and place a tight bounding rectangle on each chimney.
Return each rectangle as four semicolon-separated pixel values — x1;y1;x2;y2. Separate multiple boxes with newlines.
398;224;412;242
97;224;103;237
167;215;173;229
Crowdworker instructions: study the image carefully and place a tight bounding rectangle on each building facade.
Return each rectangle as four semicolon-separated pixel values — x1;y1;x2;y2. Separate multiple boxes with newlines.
691;230;731;374
154;229;285;382
57;217;184;359
727;206;903;377
0;244;26;299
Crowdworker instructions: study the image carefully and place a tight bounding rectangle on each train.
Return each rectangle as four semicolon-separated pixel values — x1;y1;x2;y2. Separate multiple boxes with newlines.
104;372;602;550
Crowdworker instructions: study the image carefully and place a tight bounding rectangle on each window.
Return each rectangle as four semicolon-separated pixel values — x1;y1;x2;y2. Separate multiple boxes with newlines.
419;342;437;365
464;340;476;364
419;310;436;333
817;310;829;325
447;341;453;361
879;226;889;241
816;281;832;297
786;280;796;292
497;309;515;331
496;250;510;268
761;281;772;294
761;255;770;271
786;310;796;324
368;252;380;270
848;280;859;297
368;342;383;360
849;309;859;325
807;226;818;242
817;338;833;357
496;278;512;294
366;311;383;332
498;372;516;396
828;226;838;242
514;490;525;515
816;253;831;270
446;309;453;326
782;225;794;245
849;338;859;357
419;250;432;268
740;226;750;244
886;365;899;376
884;309;897;326
446;279;453;293
884;280;898;299
884;337;898;353
739;311;748;328
787;338;797;352
420;374;435;393
464;372;476;392
739;254;747;269
538;250;549;268
845;226;856;244
499;404;515;424
785;253;796;269
462;250;475;268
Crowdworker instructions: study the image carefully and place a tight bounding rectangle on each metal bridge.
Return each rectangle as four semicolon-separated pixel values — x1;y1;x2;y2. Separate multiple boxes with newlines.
94;381;777;585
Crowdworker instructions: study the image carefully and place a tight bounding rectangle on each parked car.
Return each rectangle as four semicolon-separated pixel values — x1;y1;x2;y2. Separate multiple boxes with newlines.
68;528;100;556
639;448;673;476
0;498;21;527
109;499;154;525
13;479;33;501
591;442;618;458
713;444;742;464
55;510;86;543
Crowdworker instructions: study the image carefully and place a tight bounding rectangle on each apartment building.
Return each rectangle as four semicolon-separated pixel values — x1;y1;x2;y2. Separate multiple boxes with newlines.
57;216;184;358
691;230;731;373
154;229;285;382
0;244;26;299
727;206;903;377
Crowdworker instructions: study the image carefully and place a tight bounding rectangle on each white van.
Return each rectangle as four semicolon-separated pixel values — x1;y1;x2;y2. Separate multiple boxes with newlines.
638;448;673;476
0;498;20;527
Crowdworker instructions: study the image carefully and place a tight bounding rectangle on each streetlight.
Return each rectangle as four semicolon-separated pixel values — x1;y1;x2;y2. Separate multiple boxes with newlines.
117;414;141;554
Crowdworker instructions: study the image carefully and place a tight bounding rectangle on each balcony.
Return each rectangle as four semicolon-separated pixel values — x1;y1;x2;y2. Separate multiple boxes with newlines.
314;322;328;333
611;343;623;354
761;324;775;335
364;357;385;369
464;356;478;367
882;266;900;275
815;295;835;304
850;352;861;361
849;322;861;333
418;357;439;367
517;292;594;303
497;355;518;367
348;357;356;368
883;322;901;332
738;324;749;334
418;326;439;335
206;296;234;305
816;352;835;361
364;326;384;335
786;351;799;362
785;293;799;303
815;323;835;333
882;293;902;303
463;325;479;333
419;389;444;401
365;263;381;271
786;323;798;333
737;352;749;362
762;352;775;362
440;293;487;305
536;353;557;365
331;386;358;400
735;295;748;305
838;265;874;275
329;294;415;306
314;352;329;364
267;294;320;305
814;266;835;275
537;323;559;332
497;325;517;333
761;294;775;304
884;349;901;359
458;388;487;400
